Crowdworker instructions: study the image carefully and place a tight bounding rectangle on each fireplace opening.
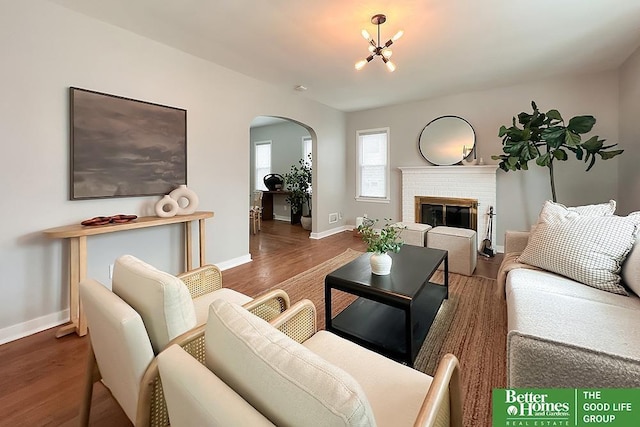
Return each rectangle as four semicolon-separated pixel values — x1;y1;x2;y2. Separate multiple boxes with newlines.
415;196;477;231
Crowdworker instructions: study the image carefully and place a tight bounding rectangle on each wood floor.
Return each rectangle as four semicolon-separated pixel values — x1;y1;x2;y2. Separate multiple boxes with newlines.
0;220;502;426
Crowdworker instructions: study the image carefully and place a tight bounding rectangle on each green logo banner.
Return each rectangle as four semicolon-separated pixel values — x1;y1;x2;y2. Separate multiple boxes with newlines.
493;389;640;426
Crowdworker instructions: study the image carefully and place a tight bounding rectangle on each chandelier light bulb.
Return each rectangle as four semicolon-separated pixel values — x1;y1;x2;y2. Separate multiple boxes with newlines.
386;60;396;72
355;14;401;72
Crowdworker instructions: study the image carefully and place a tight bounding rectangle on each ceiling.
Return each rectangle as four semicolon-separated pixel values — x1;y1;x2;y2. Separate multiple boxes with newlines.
49;0;640;112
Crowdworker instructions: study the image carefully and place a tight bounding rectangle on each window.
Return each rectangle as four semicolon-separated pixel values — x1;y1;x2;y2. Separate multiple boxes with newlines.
254;141;271;191
356;128;390;201
302;136;312;166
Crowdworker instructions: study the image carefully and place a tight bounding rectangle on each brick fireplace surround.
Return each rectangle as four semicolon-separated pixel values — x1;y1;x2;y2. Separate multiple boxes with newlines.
399;166;497;249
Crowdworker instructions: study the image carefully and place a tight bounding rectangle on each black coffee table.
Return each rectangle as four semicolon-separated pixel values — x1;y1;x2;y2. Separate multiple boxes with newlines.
325;245;448;367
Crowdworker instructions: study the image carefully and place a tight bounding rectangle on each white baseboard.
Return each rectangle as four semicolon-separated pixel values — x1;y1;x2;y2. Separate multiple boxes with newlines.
273;215;290;222
0;309;69;345
310;225;350;240
216;254;252;271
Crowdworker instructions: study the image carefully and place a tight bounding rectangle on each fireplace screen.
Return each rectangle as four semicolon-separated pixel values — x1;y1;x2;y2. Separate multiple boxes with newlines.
415;196;477;230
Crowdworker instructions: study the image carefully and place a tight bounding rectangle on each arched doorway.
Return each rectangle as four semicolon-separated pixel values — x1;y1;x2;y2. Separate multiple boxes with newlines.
249;116;315;236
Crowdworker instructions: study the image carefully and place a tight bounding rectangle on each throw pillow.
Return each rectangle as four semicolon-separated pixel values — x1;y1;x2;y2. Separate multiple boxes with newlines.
622;238;640;296
530;200;616;234
519;202;640;296
565;199;616;216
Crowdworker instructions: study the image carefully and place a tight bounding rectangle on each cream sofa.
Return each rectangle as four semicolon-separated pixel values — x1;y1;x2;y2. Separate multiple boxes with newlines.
501;231;640;388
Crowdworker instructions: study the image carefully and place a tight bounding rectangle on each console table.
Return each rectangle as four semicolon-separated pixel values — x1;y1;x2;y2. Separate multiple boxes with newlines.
261;190;291;220
43;211;214;338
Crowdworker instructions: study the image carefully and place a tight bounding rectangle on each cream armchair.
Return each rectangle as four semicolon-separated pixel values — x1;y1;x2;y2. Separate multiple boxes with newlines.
158;299;463;427
79;255;290;427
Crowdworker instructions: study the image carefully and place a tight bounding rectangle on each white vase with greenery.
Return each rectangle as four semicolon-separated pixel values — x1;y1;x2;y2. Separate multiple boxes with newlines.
357;218;405;276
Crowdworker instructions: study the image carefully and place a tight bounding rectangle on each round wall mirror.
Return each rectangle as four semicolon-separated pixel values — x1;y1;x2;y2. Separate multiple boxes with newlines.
418;116;476;165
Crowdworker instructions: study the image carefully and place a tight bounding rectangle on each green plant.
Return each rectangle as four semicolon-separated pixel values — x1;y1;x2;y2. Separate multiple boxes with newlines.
491;101;623;202
357;218;405;254
284;154;312;215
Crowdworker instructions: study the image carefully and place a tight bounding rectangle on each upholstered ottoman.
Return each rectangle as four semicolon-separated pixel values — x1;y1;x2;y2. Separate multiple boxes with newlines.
395;222;432;247
427;226;477;276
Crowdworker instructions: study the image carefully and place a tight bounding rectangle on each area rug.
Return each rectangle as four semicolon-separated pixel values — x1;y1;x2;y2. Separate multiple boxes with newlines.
269;248;363;328
271;248;507;427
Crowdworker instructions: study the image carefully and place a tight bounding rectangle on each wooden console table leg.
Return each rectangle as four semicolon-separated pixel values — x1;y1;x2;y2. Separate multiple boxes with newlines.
56;236;88;337
185;222;193;271
198;219;206;267
77;236;88;336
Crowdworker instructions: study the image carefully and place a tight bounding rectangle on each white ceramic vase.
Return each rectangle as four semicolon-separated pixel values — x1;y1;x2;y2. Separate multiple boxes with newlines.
155;195;179;218
169;184;199;215
370;252;392;275
300;216;312;231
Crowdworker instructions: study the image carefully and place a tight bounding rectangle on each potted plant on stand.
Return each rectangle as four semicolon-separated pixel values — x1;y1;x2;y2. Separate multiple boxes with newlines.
357;218;405;275
284;155;312;228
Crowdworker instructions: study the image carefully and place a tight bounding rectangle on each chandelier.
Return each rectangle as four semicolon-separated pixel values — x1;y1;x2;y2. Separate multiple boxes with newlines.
355;14;404;72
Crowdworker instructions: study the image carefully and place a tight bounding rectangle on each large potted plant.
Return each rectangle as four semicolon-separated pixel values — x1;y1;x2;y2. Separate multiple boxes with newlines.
357;218;405;275
491;101;623;202
284;155;312;228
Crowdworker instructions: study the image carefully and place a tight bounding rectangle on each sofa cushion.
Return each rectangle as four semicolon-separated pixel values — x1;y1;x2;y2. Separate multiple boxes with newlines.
303;330;433;427
506;282;640;387
519;202;640;295
205;299;377;427
506;269;640;311
192;288;252;326
112;255;197;353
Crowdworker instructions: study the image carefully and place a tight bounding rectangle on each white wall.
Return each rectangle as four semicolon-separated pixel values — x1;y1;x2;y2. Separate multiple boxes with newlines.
346;72;621;246
250;121;311;220
619;45;640;215
0;1;346;342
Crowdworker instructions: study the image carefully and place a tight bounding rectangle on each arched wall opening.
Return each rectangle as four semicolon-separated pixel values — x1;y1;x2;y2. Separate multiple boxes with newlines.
249;115;317;230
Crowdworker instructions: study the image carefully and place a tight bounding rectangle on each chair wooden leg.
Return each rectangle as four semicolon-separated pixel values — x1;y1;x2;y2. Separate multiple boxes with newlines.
80;344;101;427
250;213;256;235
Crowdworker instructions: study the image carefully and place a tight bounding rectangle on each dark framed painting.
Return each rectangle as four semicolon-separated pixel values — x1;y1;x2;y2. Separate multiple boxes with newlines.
70;87;187;200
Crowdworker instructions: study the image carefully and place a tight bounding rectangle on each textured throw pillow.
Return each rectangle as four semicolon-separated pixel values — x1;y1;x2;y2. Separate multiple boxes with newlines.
530;200;616;235
622;238;640;296
519;202;640;295
205;300;376;427
565;199;616;216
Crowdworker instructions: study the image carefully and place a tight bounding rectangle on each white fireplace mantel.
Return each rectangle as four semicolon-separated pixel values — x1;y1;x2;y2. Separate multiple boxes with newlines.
399;165;497;248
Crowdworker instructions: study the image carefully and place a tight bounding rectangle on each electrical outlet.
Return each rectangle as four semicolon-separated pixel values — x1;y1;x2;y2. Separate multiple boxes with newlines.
109;264;114;279
339;212;343;220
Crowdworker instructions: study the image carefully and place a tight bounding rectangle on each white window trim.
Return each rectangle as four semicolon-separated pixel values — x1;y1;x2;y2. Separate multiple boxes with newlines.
355;127;391;203
302;136;312;162
254;140;272;191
